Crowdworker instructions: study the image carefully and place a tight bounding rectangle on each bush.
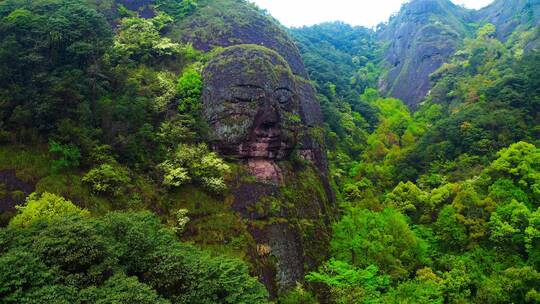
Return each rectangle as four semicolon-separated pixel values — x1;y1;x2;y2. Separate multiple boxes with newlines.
158;143;230;193
48;140;81;172
177;66;202;113
9;192;89;228
331;208;429;280
82;164;131;196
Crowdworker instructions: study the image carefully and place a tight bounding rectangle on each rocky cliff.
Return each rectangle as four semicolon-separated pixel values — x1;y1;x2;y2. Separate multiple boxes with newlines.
378;0;472;109
378;0;540;109
171;0;334;297
477;0;540;40
170;0;308;77
87;0;334;297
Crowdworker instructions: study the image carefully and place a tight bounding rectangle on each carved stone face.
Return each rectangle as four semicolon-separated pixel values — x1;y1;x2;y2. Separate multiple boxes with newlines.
202;46;301;162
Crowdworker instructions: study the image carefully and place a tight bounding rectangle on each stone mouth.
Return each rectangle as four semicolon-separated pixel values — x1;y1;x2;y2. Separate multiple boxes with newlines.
255;135;281;143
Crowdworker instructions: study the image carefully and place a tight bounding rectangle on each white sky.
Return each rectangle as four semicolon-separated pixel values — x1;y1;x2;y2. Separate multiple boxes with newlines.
250;0;494;28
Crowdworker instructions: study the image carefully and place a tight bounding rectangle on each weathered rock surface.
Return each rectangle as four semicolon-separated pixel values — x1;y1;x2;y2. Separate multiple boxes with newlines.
200;43;332;296
0;170;34;219
378;0;472;109
178;0;334;297
171;0;308;78
379;0;540;109
477;0;540;41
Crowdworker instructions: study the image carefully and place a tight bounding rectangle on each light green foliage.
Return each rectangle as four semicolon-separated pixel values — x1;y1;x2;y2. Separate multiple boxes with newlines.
307;260;390;304
477;23;496;39
82;164;131;196
9;192;89;228
173;208;190;233
330;208;429;280
475;266;540;304
385;181;430;222
278;283;318;304
157;115;198;146
177;66;203;113
441;261;472;303
382;276;444;304
526;208;540;267
488;141;540;204
451;181;495;242
351;93;425;192
433;205;468;251
153;71;179;113
487;178;530;206
159;143;230;193
489;200;531;246
113;15;183;65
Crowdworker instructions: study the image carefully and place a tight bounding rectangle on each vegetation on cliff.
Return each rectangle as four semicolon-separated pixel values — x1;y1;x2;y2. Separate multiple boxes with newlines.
0;0;539;303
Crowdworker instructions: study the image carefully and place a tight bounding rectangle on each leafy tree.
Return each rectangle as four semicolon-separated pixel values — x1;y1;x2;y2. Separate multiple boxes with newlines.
450;182;495;242
330;208;429;280
9;192;89;228
49;140;81;172
526;208;540;268
158;143;230;193
0;0;112;133
112;15;183;65
0;203;270;303
489;199;531;248
0;250;63;303
278;284;318;304
382;277;444;304
385;181;430;223
82;163;132;196
177;66;203;113
487;141;540;205
306;260;390;304
433;205;468;251
80;274;170;304
475;267;540;304
155;0;198;20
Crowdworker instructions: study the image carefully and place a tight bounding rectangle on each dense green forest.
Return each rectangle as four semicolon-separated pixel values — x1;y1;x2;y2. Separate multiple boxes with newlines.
0;0;539;303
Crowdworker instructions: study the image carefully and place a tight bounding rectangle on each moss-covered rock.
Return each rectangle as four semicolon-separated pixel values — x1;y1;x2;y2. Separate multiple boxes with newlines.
169;0;308;77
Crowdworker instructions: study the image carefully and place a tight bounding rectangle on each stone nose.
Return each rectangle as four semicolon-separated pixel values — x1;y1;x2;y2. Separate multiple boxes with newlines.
258;105;279;128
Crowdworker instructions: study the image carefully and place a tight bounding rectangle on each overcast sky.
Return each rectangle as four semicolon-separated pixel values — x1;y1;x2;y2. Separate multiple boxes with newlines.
249;0;494;28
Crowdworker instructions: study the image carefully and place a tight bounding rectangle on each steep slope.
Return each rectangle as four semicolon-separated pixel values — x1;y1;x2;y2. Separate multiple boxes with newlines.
0;0;334;299
169;0;308;77
477;0;540;40
289;22;381;164
378;0;473;109
289;22;380;100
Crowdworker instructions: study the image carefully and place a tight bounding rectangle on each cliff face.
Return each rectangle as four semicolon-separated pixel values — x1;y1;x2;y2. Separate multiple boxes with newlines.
378;0;540;109
170;0;308;78
91;0;333;296
378;0;472;109
477;0;540;41
171;0;334;296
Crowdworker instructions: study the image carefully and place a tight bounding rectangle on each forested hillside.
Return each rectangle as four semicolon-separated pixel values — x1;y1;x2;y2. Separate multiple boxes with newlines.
0;0;539;303
290;0;540;302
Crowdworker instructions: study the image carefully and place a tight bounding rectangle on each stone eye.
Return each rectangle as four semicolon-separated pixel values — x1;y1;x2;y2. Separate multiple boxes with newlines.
274;88;293;105
231;86;265;103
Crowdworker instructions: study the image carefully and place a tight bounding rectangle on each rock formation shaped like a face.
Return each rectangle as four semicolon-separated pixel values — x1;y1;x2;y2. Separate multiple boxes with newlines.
202;46;302;180
177;2;333;295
